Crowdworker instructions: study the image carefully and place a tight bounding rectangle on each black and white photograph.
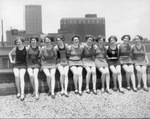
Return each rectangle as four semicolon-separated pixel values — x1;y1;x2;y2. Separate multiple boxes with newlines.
0;0;150;118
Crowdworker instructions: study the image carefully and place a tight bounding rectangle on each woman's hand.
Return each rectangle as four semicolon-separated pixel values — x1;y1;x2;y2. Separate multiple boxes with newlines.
11;60;15;64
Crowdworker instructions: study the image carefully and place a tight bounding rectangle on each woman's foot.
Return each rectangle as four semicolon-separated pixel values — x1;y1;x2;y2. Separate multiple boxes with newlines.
47;92;51;96
20;94;25;101
64;92;69;98
35;93;39;100
119;88;125;94
127;87;131;91
143;87;149;92
75;89;79;94
31;91;35;97
51;95;55;99
101;88;105;93
86;89;90;94
137;85;141;90
113;87;118;92
60;90;64;96
79;91;82;96
93;89;97;95
133;87;137;92
16;92;21;99
106;88;112;94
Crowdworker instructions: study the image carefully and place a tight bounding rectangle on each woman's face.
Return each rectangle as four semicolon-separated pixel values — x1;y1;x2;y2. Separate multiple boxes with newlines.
110;38;116;44
45;37;51;43
57;38;63;45
134;36;141;44
73;37;79;45
98;38;104;44
87;37;93;45
31;38;37;45
123;36;129;44
16;39;22;46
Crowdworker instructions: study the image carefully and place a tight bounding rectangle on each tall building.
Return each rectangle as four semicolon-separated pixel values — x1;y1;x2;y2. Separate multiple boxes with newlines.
25;5;42;34
58;14;105;42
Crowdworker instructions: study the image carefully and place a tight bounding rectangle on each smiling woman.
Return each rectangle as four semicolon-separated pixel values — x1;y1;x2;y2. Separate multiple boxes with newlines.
8;37;27;101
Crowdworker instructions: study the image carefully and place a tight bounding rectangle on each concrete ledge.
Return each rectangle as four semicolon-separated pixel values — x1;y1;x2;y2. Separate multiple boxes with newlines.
0;67;150;96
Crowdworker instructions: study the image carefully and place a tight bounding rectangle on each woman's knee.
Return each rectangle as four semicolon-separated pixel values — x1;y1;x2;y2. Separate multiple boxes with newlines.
27;68;33;77
104;67;110;76
136;66;142;73
13;68;20;77
123;65;130;73
77;67;83;76
60;71;65;76
86;67;92;75
50;69;56;77
91;66;96;75
141;66;147;74
19;69;26;79
70;66;77;74
43;69;51;77
110;66;117;74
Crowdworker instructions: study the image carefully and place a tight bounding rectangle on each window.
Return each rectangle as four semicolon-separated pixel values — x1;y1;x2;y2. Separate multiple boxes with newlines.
3;58;10;68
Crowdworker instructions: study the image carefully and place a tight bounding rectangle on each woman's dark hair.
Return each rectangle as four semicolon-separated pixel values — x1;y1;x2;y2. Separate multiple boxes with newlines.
14;37;25;45
121;35;131;41
85;35;94;41
133;35;143;41
95;35;105;42
30;36;39;43
108;35;118;43
44;36;54;42
56;34;65;41
71;35;80;41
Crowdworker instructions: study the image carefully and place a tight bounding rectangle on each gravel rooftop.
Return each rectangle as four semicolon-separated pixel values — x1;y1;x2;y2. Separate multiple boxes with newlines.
0;89;150;118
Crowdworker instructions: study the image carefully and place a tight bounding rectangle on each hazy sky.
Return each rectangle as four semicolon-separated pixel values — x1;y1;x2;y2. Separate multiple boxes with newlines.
0;0;150;41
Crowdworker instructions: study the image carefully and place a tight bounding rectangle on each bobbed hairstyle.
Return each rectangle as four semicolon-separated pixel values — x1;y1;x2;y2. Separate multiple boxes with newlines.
121;35;131;41
30;36;39;43
71;35;80;41
85;35;94;41
95;35;105;42
108;35;118;43
133;35;143;41
55;34;65;41
44;36;54;42
14;37;25;45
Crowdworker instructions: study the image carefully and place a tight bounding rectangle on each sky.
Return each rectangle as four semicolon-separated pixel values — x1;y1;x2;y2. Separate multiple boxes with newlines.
0;0;150;42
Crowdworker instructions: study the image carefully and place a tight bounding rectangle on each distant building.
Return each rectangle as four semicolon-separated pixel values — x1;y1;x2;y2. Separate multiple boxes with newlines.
6;29;25;42
6;29;41;46
25;5;42;34
58;14;105;42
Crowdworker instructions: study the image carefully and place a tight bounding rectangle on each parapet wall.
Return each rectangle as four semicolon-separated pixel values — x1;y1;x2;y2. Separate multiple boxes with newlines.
0;67;150;96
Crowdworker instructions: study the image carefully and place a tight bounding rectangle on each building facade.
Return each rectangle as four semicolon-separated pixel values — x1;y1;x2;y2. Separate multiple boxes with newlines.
58;14;105;42
6;29;41;46
25;5;42;34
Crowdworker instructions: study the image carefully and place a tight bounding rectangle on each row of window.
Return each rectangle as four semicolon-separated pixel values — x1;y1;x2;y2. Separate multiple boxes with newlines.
61;20;105;24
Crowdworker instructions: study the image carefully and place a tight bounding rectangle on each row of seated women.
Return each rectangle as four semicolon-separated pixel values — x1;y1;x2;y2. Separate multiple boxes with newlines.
9;34;149;101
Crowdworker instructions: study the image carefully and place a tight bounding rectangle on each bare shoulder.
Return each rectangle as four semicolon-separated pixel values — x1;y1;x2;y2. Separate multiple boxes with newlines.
93;44;98;49
54;45;58;50
105;45;109;50
131;44;135;49
68;45;72;50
